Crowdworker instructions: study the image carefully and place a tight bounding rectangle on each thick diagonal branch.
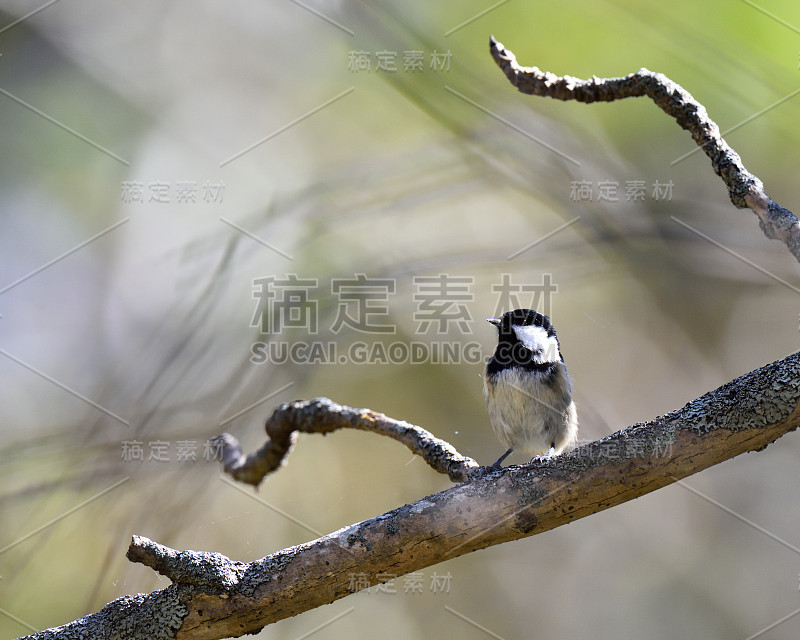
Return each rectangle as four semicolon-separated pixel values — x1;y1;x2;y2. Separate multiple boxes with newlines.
489;36;800;262
18;351;800;640
214;397;480;485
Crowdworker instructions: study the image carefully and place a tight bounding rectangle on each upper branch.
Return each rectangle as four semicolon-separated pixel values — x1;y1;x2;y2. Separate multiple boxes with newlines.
489;36;800;262
214;397;480;486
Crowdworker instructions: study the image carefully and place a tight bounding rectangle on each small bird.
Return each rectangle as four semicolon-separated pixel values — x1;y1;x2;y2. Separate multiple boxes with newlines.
484;309;578;468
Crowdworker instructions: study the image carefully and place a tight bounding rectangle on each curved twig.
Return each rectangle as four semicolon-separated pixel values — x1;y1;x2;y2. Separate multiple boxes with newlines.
489;36;800;262
214;397;480;485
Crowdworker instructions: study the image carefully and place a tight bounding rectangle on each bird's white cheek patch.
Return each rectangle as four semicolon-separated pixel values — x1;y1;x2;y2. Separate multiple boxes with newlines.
513;324;560;362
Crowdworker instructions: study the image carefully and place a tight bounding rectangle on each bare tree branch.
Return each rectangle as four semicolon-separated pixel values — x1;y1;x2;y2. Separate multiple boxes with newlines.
213;397;481;485
489;36;800;262
16;351;800;640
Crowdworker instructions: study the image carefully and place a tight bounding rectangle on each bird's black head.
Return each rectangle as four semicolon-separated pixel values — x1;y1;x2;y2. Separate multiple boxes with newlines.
486;309;562;373
488;308;554;334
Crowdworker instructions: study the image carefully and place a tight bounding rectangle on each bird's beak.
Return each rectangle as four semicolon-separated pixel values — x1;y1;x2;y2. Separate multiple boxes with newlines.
487;318;501;327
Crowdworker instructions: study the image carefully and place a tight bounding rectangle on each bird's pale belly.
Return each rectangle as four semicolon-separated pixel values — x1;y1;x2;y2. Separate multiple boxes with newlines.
484;366;577;456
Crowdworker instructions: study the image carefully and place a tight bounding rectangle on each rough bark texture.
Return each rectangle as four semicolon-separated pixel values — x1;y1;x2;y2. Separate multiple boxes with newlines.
16;351;800;640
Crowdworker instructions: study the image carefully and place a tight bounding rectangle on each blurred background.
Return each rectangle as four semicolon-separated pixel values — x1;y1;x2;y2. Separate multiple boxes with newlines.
1;0;800;638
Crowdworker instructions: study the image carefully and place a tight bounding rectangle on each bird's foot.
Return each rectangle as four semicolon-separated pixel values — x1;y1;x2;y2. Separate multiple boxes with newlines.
490;448;513;469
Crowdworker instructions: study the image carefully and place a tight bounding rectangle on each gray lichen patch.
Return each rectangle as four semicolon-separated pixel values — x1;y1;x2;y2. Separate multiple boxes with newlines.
511;480;548;508
674;352;800;434
167;549;248;591
21;585;188;640
385;515;400;536
253;547;298;574
237;547;301;598
345;530;372;551
105;586;188;640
